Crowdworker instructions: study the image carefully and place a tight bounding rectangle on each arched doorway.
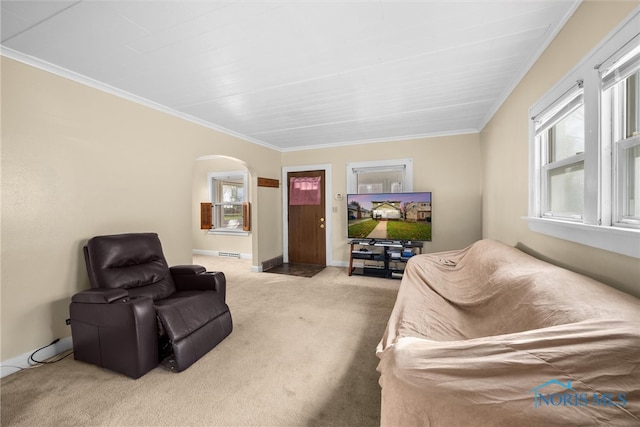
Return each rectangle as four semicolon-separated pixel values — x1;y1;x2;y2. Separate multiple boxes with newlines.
192;155;254;270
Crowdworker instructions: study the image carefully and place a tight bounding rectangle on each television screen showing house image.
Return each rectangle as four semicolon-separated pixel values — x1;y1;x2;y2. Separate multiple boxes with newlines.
347;192;432;241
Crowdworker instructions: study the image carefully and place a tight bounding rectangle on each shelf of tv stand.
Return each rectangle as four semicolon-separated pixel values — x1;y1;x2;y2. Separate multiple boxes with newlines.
348;239;423;279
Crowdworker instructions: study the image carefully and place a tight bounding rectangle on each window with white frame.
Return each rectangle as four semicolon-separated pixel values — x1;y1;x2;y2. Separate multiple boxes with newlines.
527;10;640;258
533;82;585;220
346;158;413;194
601;40;640;227
208;171;247;232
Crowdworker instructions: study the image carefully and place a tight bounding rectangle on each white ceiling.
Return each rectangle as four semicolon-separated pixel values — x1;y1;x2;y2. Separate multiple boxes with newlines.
1;1;580;151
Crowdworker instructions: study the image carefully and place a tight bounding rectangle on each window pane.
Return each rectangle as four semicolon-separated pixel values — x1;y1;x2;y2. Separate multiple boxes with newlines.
357;183;383;194
627;71;639;138
548;105;584;163
547;162;584;216
215;204;243;228
356;170;403;193
221;182;243;203
210;172;246;230
624;144;640;217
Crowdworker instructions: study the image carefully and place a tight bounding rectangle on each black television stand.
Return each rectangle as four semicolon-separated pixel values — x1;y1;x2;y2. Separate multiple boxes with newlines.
348;239;423;279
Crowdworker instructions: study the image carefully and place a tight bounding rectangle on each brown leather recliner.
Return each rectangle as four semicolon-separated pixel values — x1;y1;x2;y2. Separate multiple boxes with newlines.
69;232;232;378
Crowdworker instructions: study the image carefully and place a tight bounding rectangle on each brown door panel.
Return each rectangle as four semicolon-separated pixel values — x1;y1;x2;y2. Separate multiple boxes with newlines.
287;170;326;266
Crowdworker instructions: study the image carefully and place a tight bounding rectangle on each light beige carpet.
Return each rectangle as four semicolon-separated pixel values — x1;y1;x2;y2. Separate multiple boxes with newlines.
1;257;399;427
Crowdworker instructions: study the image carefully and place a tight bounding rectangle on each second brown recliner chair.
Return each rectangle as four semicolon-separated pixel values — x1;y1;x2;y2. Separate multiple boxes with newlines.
69;232;232;378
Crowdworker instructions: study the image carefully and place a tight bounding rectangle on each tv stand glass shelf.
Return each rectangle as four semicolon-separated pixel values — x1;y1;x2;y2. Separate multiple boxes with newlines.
348;239;423;279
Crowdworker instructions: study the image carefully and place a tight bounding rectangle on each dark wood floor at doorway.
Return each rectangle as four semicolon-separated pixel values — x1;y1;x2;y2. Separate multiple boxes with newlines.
264;263;325;278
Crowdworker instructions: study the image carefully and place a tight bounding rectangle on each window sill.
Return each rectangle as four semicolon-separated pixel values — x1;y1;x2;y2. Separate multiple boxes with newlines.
207;229;250;237
525;217;640;258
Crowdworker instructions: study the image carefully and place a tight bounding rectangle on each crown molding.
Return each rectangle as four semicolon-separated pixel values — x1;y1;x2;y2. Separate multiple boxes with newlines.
3;46;481;153
1;47;281;152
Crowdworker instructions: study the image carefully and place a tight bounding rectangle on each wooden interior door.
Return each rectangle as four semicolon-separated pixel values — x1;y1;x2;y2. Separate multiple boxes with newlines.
287;170;326;266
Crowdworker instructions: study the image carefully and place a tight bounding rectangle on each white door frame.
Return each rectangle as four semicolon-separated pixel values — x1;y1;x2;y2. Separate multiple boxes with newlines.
282;164;332;265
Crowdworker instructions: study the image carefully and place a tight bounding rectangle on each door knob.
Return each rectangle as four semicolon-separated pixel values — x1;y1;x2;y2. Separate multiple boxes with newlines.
320;224;325;229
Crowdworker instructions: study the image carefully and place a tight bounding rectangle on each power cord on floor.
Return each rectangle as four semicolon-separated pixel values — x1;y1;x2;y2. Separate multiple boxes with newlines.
28;338;74;365
1;338;73;374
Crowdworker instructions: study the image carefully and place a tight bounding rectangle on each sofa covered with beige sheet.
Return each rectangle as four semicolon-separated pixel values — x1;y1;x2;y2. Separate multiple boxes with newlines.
376;239;639;426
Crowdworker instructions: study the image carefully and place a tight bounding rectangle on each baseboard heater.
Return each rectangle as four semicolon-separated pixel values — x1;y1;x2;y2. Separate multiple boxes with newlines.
218;251;241;258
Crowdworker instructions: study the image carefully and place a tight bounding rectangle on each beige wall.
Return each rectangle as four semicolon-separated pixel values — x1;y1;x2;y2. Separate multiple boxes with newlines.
480;1;640;297
1;57;282;360
282;133;483;264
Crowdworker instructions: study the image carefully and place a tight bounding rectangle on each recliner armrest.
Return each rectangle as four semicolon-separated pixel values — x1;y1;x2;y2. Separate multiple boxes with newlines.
69;293;157;378
171;267;227;301
170;265;207;276
71;288;129;304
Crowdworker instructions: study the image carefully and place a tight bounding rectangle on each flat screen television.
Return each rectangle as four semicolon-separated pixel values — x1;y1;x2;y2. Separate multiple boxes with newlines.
347;192;432;241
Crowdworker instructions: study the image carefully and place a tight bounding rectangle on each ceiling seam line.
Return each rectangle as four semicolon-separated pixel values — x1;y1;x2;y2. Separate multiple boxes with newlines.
1;1;83;44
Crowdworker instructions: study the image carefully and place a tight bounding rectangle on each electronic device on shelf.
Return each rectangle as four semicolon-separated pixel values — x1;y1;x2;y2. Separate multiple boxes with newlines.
348;239;423;279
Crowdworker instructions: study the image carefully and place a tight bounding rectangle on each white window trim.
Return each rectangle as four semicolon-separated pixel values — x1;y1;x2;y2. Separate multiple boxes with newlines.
614;135;640;228
346;158;413;194
526;8;640;259
207;170;249;236
527;217;639;258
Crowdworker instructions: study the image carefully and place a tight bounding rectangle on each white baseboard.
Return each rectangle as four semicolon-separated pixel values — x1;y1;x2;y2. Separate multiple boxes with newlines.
1;336;73;379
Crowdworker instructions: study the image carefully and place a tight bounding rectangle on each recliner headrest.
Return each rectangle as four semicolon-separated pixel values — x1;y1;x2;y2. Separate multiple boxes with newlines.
83;233;175;299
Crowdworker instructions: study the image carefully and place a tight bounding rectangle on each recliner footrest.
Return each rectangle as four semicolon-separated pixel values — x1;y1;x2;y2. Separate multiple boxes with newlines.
155;292;228;342
171;311;233;371
155;291;232;371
